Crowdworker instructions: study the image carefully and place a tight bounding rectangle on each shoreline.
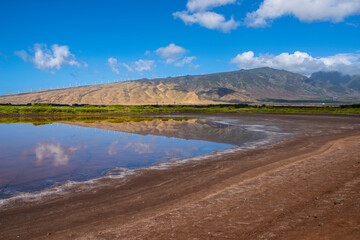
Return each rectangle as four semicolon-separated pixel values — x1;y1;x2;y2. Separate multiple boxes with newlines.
1;113;360;239
0;116;288;207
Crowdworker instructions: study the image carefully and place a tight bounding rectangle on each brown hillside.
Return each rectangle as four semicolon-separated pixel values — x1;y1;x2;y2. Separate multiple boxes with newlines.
1;68;359;105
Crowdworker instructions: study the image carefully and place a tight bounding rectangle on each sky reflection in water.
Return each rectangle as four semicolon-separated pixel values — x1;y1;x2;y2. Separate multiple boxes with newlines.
0;117;266;198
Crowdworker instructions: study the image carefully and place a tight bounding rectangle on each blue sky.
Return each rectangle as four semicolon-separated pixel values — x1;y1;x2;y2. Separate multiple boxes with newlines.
1;0;360;95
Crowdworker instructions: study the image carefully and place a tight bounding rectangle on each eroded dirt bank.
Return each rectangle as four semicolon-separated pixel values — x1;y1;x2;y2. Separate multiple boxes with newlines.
0;113;360;240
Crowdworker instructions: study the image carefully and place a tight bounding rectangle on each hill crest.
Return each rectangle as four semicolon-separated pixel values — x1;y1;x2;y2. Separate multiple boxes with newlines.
1;68;359;105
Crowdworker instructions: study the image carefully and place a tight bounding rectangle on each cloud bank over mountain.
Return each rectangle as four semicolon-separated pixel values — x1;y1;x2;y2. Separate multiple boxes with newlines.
231;51;360;75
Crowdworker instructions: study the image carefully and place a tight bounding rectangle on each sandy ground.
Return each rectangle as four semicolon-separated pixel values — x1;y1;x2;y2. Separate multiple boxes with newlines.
0;113;360;240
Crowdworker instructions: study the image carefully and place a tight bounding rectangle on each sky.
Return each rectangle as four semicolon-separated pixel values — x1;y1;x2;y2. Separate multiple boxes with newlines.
0;0;360;95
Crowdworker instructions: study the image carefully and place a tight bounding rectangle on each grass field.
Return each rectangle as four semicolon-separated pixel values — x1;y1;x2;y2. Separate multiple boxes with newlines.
0;103;360;116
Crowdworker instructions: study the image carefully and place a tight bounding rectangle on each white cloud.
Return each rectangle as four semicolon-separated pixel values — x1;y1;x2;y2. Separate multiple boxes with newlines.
231;51;360;75
108;57;155;75
175;56;199;69
174;11;239;32
15;44;84;71
134;59;155;72
35;142;80;166
122;63;134;72
155;43;187;63
108;57;122;76
109;44;198;75
245;0;360;27
186;0;236;12
174;0;239;32
155;43;200;68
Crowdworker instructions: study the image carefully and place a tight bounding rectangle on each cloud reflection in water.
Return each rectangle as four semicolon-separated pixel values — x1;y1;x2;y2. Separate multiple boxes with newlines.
35;142;81;166
122;141;154;154
108;137;154;155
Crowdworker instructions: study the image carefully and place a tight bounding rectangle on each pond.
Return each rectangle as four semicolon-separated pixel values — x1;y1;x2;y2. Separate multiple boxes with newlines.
0;116;278;199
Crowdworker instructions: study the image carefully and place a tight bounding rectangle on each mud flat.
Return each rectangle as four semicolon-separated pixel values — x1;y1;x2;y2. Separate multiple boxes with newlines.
1;113;360;240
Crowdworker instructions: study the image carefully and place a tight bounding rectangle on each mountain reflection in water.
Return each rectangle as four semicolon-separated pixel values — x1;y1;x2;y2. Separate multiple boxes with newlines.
0;116;272;199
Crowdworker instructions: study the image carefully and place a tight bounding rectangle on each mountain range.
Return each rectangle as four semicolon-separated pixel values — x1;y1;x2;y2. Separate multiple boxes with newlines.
1;67;359;105
309;71;360;92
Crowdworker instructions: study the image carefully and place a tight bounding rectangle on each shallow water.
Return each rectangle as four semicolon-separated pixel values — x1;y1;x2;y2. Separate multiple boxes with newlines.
0;116;272;199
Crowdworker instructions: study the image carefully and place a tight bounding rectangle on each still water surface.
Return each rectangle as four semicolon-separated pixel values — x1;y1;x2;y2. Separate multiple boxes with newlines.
0;116;271;199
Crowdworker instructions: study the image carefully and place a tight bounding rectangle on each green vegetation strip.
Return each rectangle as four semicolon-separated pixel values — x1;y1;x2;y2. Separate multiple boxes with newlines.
0;103;360;115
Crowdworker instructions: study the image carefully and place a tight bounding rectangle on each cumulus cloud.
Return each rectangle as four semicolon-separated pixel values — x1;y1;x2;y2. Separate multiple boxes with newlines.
231;51;360;75
134;59;155;72
174;11;239;33
155;43;187;64
154;43;199;68
245;0;360;27
109;44;199;74
174;56;200;69
173;0;239;32
108;57;122;75
108;57;154;75
35;142;80;166
15;44;84;71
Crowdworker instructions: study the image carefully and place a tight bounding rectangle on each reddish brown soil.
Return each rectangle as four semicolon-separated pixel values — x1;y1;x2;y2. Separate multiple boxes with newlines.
0;113;359;240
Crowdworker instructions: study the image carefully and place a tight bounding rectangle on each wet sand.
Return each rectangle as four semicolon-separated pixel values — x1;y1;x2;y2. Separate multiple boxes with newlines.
1;113;360;240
